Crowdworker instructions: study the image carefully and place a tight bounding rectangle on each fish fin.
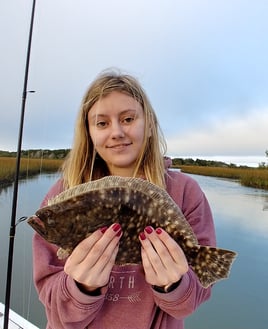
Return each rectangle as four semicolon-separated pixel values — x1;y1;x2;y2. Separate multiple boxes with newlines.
189;245;237;288
57;248;71;260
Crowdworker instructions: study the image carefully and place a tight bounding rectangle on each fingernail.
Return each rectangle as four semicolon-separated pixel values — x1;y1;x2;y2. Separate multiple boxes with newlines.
116;229;122;237
139;232;146;240
145;226;153;234
112;223;121;232
100;226;108;234
156;228;162;235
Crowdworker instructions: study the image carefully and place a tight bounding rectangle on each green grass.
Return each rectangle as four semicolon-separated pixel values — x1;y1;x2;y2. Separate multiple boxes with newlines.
177;165;268;190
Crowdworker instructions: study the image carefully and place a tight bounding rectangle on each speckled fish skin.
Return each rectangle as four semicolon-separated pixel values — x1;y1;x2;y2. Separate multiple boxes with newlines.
27;176;237;288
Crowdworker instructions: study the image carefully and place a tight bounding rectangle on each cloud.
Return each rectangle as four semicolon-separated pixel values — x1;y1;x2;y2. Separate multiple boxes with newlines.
0;0;268;161
166;107;268;156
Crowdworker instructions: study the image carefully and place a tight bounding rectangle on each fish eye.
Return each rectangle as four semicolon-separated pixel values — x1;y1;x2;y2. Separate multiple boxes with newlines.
39;209;55;226
47;217;55;225
46;213;55;225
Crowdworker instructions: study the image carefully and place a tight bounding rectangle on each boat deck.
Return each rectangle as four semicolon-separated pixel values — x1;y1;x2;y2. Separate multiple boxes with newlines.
0;303;39;329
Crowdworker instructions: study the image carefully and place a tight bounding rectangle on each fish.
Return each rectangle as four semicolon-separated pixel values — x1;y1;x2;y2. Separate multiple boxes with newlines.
27;175;237;288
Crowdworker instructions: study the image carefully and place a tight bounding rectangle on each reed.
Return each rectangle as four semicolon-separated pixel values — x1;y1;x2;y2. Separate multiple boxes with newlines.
1;157;267;190
0;157;63;185
240;169;268;190
178;165;268;190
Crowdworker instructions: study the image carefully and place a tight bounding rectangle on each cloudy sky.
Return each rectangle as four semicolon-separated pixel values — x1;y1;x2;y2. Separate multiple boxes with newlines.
1;0;267;166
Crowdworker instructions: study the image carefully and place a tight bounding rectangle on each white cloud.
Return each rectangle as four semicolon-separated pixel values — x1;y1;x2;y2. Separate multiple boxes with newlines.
1;0;268;157
167;107;268;156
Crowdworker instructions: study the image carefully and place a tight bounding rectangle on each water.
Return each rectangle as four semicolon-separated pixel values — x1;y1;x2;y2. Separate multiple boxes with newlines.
185;175;268;329
0;174;57;328
0;173;268;329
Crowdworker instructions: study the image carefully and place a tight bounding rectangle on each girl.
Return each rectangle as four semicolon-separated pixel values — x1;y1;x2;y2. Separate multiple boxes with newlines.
33;70;216;329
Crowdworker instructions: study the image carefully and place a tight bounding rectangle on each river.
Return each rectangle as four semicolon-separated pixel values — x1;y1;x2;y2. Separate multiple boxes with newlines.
1;172;268;328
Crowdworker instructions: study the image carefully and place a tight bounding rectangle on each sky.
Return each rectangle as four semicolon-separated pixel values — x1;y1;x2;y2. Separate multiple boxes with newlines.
0;0;267;166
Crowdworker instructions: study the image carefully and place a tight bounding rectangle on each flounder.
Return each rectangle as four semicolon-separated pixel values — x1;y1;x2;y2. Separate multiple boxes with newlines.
27;176;237;288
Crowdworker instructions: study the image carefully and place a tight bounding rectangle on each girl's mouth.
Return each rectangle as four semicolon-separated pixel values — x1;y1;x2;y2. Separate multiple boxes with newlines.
107;143;132;149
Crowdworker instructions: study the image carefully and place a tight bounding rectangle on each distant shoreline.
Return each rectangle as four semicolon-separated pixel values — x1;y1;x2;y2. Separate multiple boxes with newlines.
175;165;268;190
0;156;62;189
0;150;267;190
173;155;267;168
1;149;266;168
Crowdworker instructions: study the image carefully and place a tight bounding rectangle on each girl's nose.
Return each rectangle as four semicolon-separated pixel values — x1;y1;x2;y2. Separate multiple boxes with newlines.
111;122;125;139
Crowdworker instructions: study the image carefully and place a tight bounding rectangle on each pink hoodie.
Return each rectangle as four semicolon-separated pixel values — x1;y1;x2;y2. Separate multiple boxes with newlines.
33;170;216;329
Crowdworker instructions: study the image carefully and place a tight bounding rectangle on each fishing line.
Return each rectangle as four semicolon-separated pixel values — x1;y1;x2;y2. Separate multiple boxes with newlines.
21;216;28;321
26;271;33;321
22;144;45;321
22;215;34;324
16;216;28;225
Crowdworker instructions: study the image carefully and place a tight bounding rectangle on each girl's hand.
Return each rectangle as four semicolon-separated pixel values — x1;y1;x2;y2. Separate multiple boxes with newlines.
64;223;122;292
139;226;189;288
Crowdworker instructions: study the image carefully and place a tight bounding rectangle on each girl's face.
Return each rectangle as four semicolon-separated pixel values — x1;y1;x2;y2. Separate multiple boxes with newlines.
88;91;146;177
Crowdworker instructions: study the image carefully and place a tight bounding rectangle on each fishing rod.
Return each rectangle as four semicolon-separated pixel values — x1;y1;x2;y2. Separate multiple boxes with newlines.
3;0;37;328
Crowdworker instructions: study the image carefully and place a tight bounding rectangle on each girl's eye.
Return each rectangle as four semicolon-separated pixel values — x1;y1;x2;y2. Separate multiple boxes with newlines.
96;121;108;128
122;116;135;124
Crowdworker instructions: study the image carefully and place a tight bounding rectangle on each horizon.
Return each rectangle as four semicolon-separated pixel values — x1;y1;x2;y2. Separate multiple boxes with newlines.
0;149;266;168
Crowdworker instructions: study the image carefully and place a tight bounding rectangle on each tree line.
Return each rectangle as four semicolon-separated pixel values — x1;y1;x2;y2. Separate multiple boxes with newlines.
1;149;267;168
0;149;70;159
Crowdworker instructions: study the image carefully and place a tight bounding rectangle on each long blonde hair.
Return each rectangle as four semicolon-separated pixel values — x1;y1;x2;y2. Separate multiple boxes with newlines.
61;69;167;189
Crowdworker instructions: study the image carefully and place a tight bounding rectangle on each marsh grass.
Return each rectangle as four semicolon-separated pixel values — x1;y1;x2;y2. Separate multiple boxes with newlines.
1;157;267;190
178;165;268;190
0;157;63;185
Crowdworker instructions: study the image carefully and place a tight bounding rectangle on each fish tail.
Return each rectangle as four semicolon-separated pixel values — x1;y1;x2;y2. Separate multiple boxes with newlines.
189;245;237;288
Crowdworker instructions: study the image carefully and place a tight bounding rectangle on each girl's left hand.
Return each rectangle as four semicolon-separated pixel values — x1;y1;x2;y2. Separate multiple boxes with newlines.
139;226;189;288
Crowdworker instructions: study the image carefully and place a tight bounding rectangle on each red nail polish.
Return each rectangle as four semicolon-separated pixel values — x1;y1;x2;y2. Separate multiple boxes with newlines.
156;228;162;235
112;223;121;232
139;232;146;240
116;229;122;237
100;226;108;234
145;226;153;234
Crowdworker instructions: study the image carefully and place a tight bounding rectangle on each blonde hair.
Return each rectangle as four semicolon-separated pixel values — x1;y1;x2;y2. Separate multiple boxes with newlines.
61;69;167;189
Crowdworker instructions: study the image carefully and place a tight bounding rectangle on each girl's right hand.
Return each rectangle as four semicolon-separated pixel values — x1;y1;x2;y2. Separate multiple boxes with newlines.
64;223;122;293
